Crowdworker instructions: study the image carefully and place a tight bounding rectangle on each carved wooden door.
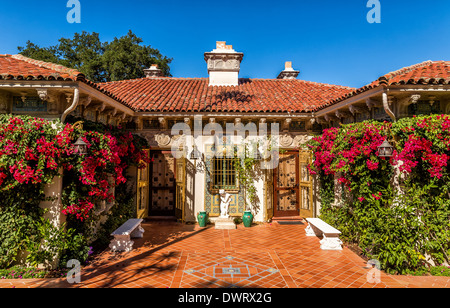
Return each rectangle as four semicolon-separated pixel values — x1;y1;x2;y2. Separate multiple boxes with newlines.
274;152;299;217
299;150;313;218
137;150;150;219
175;156;186;222
149;151;176;216
265;168;274;221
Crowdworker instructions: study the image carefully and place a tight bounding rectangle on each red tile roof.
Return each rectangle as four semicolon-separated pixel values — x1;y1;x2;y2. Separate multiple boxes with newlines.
0;54;85;81
1;54;448;114
0;54;135;109
315;60;450;111
97;78;355;113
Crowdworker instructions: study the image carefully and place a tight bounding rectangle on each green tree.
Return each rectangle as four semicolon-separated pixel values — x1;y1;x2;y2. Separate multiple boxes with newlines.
18;30;172;82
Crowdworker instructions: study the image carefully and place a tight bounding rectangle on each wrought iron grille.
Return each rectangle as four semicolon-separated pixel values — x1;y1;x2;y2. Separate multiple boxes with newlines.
211;156;238;191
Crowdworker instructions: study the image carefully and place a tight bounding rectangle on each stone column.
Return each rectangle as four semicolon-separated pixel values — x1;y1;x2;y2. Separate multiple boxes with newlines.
39;168;65;228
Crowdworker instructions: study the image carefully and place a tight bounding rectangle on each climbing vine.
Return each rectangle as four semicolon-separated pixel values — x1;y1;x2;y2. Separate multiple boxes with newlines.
308;115;450;274
0;115;149;268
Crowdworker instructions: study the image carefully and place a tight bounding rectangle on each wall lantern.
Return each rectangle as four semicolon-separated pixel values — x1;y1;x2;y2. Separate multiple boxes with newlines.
73;137;88;156
377;139;394;158
190;144;202;161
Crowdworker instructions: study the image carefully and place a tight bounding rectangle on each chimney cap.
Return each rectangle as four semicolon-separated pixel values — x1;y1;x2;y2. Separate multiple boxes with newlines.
277;61;300;80
144;64;163;78
204;41;244;86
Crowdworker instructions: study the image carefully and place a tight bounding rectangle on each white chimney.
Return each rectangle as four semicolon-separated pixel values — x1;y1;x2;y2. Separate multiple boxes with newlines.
144;64;162;78
204;41;244;86
277;61;300;80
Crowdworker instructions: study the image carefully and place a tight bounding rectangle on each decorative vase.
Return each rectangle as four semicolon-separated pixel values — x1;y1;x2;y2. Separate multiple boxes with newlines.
242;211;254;228
197;211;208;228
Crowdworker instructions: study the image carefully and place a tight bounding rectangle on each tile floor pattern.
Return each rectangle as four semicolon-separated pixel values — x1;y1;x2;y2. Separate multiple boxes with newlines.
1;221;450;288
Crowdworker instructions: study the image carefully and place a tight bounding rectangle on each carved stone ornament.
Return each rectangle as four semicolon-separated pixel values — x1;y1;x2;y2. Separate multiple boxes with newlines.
349;105;367;115
335;110;351;119
279;133;294;147
320;235;343;251
324;114;338;122
36;89;48;101
410;94;421;104
293;135;312;147
155;133;171;147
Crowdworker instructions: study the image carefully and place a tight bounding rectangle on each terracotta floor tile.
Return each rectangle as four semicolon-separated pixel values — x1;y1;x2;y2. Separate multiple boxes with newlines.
3;221;450;288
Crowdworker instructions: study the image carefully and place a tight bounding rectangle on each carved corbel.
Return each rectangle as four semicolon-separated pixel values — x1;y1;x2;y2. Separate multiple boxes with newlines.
133;117;143;130
410;94;421;105
46;93;61;115
79;96;92;107
65;93;73;105
316;117;327;125
158;117;168;129
366;98;380;110
36;89;48;101
335;110;351;119
20;92;27;103
387;95;396;106
428;96;437;106
283;118;292;131
324;114;338;123
98;102;106;112
349;105;368;115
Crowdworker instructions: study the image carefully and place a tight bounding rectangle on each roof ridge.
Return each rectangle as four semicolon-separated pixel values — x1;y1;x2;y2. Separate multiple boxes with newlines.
10;54;85;79
381;60;434;81
99;76;354;90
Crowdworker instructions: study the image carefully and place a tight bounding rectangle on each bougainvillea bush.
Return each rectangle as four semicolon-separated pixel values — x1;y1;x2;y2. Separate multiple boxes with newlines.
0;115;149;268
309;115;450;274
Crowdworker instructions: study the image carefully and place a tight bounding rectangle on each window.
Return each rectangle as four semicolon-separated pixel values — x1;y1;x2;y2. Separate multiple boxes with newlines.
289;121;306;132
211;156;239;191
408;101;440;116
13;96;47;112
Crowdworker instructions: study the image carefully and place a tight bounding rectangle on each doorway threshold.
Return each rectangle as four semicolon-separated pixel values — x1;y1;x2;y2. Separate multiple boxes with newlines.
146;216;177;222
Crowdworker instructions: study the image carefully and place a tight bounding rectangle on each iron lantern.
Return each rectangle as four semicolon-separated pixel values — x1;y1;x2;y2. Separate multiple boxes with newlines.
73;137;88;156
377;139;394;158
190;144;202;160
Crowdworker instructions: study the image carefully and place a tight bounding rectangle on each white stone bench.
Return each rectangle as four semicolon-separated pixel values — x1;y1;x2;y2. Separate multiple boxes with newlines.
305;218;343;251
109;219;145;252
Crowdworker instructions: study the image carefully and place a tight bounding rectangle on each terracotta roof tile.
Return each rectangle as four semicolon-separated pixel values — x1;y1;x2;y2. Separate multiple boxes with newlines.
2;54;447;114
0;54;85;81
0;54;134;109
315;60;450;112
98;78;355;113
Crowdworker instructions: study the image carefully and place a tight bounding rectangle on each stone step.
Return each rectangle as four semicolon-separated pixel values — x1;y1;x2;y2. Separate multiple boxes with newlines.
214;218;237;230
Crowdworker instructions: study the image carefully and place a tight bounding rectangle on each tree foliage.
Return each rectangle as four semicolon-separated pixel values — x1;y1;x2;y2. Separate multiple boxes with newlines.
18;30;172;82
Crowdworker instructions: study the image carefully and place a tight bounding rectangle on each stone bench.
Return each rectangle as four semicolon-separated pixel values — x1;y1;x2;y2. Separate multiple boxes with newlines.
305;218;343;251
109;219;145;252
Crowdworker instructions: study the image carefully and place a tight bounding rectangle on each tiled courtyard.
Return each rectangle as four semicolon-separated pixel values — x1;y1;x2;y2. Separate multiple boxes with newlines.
1;221;450;288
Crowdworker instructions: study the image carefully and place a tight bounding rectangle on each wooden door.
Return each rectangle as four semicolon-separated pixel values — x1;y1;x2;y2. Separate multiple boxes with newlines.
264;168;274;221
299;151;313;218
274;152;299;217
149;151;176;216
175;156;186;222
137;150;150;219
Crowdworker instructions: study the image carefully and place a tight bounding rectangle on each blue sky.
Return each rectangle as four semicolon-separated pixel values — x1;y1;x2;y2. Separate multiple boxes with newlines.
0;0;449;88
